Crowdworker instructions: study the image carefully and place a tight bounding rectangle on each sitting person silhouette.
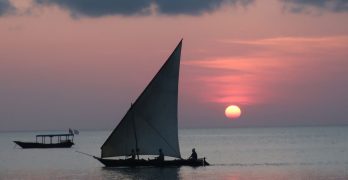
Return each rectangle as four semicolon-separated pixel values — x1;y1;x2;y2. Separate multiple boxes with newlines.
188;148;198;161
128;149;136;160
156;148;164;161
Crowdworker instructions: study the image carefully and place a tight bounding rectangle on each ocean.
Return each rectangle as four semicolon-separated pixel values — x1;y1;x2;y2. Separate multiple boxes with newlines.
0;126;347;179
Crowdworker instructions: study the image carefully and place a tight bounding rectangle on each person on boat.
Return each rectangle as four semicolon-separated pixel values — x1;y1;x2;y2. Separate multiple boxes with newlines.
128;149;136;160
136;148;140;160
156;148;164;161
188;148;198;161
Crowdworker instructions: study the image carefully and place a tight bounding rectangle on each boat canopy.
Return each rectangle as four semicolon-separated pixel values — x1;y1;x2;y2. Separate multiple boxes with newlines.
36;133;74;137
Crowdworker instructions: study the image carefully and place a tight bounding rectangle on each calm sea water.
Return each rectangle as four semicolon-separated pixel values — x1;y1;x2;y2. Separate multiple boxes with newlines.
0;126;347;179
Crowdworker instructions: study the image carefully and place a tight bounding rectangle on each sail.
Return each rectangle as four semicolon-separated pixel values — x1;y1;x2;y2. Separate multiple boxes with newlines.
101;40;182;158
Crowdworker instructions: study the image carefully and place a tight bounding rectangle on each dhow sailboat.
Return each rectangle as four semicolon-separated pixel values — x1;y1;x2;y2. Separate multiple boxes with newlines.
94;40;209;167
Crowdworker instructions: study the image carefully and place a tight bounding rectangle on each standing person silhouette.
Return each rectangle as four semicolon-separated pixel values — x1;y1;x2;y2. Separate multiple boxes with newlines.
156;148;164;161
136;148;140;160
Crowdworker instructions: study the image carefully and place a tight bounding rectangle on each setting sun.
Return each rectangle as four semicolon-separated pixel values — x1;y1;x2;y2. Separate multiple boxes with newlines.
225;105;242;119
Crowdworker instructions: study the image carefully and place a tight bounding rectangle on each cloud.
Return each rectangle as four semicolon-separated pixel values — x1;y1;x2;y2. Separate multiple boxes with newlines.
34;0;254;17
220;36;348;55
281;0;348;13
183;57;285;105
222;36;348;47
185;36;348;106
155;0;254;15
0;0;14;16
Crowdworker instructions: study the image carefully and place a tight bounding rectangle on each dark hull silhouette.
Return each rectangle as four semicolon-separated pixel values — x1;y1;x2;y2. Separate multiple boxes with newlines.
14;141;74;149
94;157;209;167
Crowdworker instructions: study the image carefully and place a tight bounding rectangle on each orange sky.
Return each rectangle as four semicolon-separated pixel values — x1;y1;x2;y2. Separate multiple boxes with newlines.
1;0;348;130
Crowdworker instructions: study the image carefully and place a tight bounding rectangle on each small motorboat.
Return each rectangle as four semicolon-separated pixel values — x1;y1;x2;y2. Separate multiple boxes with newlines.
14;132;75;149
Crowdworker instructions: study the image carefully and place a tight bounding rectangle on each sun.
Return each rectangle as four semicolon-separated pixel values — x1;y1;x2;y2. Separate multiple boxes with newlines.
225;105;242;119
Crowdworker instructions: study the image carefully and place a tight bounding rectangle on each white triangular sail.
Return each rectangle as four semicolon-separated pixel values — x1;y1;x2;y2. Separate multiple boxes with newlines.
101;40;182;158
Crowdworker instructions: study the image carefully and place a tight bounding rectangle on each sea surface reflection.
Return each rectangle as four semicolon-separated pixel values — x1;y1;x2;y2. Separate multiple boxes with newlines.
1;127;347;179
101;166;180;179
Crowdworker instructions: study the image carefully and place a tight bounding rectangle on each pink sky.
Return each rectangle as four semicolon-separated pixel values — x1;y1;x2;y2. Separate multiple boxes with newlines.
1;0;348;130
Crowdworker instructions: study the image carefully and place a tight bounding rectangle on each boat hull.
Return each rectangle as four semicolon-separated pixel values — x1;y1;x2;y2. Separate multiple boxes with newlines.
13;141;74;149
94;157;210;167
